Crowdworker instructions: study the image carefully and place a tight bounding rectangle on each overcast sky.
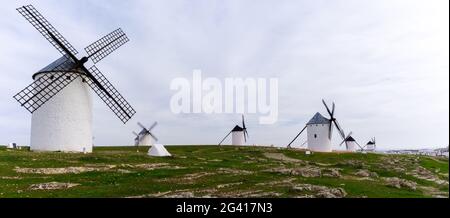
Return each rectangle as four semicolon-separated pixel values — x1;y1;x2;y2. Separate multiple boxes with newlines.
0;0;448;150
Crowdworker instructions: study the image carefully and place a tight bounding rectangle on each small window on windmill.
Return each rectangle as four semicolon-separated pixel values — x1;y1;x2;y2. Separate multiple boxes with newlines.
314;134;317;138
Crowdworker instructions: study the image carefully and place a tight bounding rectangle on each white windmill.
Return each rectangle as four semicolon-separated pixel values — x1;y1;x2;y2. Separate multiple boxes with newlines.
218;115;249;146
7;143;18;149
287;99;346;153
133;122;158;147
338;132;364;152
364;137;377;151
13;5;135;153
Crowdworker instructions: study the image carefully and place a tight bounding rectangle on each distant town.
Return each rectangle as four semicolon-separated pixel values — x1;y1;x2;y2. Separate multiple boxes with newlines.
381;147;449;157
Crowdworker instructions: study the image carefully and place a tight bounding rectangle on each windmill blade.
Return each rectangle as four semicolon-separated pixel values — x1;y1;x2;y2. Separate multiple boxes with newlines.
242;115;248;142
132;131;139;136
218;131;232;146
339;139;346;146
355;141;364;150
287;125;307;148
333;119;346;139
137;122;147;130
322;99;333;117
328;121;333;140
17;5;78;58
85;28;129;64
331;102;336;117
83;65;136;124
148;122;158;131
148;132;158;142
13;71;80;113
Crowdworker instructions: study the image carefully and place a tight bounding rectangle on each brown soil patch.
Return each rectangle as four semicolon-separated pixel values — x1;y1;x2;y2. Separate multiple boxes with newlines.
263;153;304;163
15;166;114;174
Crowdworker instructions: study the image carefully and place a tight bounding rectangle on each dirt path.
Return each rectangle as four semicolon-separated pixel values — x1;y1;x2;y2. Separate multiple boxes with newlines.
263;153;303;163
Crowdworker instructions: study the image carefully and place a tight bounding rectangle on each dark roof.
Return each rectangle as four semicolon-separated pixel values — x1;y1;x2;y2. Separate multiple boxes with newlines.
231;125;244;132
33;56;77;79
138;128;149;136
307;112;330;125
367;141;375;145
346;136;356;141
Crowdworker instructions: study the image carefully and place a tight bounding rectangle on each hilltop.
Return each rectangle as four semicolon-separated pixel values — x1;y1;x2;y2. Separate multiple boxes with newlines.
0;146;448;198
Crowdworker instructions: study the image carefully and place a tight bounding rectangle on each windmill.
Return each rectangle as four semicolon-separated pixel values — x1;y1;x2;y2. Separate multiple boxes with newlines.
13;5;135;153
134;122;158;148
364;137;377;151
287;99;346;152
338;131;364;152
218;115;249;146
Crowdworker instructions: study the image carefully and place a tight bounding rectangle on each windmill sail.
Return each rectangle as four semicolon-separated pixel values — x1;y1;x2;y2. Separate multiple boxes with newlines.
14;4;136;124
287;125;307;148
85;28;129;64
218;131;232;145
84;66;136;123
13;71;81;113
17;5;78;57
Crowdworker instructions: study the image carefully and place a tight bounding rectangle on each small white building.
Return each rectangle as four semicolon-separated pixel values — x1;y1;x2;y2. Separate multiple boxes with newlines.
306;113;332;152
7;143;18;149
148;144;171;157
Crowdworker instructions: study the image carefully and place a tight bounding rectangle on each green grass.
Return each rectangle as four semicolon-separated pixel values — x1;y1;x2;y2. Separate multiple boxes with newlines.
0;146;448;198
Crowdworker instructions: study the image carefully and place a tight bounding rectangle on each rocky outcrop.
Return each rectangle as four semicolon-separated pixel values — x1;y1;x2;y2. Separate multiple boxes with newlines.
384;177;417;190
29;182;79;190
354;169;379;178
292;184;347;198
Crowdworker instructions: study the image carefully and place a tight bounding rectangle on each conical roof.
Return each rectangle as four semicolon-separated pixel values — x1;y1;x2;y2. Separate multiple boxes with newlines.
346;136;356;141
231;125;244;132
33;56;76;79
307;112;330;125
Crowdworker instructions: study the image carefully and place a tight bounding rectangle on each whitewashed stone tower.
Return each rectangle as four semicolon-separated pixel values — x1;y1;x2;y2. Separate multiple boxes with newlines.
306;113;332;152
30;60;93;153
231;126;245;146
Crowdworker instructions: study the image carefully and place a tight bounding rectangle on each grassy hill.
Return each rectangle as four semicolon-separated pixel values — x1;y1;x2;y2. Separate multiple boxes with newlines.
0;146;448;198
